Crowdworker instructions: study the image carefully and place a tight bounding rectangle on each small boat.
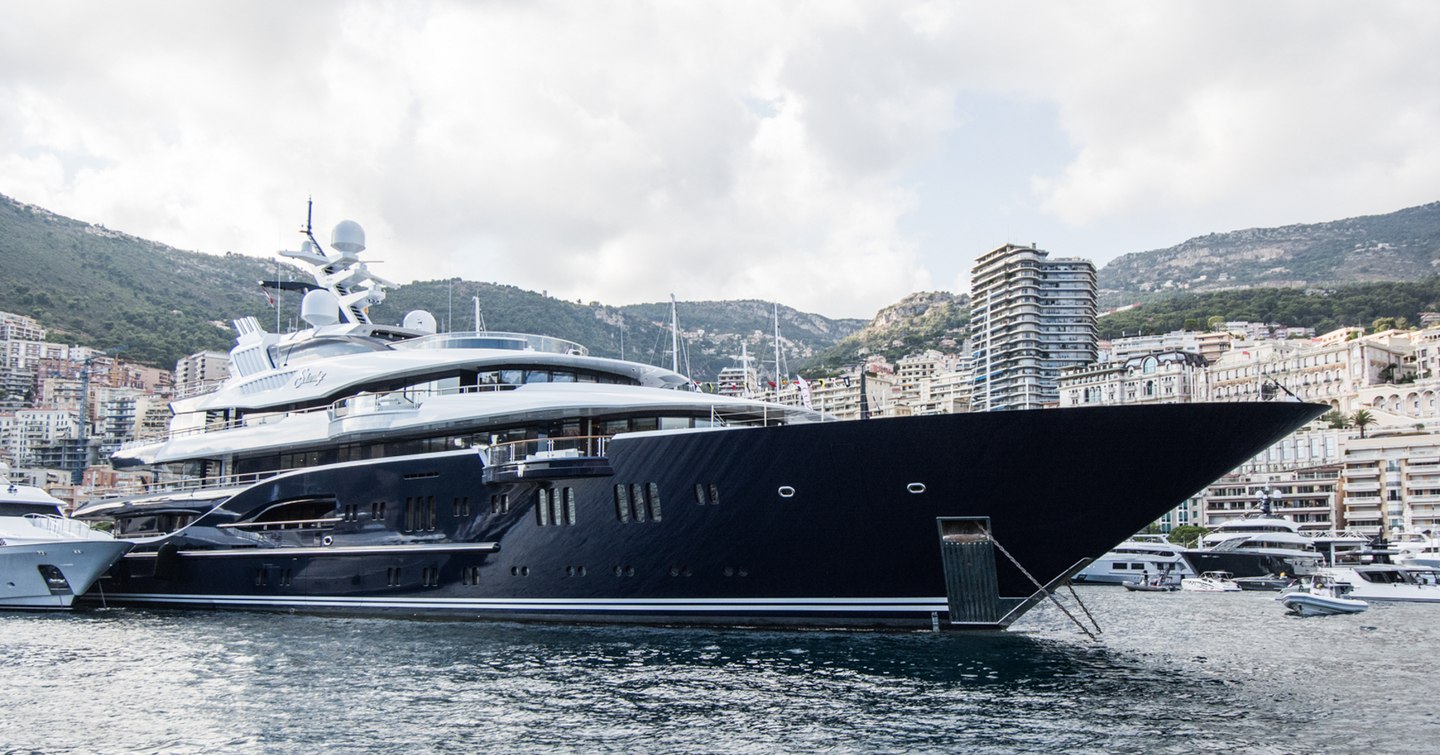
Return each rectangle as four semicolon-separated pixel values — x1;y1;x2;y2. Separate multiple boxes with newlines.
1123;575;1179;592
1180;571;1242;592
1233;575;1296;591
1280;575;1368;616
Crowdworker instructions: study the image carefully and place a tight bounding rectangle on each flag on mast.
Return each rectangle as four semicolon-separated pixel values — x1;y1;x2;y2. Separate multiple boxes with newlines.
795;374;813;409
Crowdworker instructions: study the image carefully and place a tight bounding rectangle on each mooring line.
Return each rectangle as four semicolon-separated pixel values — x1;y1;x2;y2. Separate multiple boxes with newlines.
985;528;1100;641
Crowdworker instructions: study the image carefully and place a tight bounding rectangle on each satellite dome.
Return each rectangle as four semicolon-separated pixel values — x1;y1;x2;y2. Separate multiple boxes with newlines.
301;289;341;328
331;220;366;253
402;310;437;334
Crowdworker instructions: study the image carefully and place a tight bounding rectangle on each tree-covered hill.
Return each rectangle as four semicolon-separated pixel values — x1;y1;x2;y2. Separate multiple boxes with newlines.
807;292;970;373
0;192;862;377
1098;201;1440;308
0;194;283;365
1097;278;1440;338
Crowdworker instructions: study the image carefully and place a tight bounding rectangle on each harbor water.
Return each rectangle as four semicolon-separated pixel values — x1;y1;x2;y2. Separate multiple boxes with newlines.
3;587;1438;753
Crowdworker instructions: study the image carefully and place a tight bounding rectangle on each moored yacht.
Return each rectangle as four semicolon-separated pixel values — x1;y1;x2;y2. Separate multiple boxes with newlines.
73;209;1326;631
1183;495;1324;578
1321;563;1440;603
0;465;132;609
1073;534;1195;585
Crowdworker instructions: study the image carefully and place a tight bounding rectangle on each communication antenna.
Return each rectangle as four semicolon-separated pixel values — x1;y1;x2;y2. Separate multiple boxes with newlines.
302;196;321;255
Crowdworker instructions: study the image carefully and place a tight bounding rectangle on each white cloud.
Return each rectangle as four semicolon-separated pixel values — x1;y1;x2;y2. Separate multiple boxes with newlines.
2;1;1438;317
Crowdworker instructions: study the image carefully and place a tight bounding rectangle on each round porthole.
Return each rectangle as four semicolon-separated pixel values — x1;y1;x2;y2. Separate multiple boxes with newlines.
907;482;926;495
322;535;334;546
778;486;796;498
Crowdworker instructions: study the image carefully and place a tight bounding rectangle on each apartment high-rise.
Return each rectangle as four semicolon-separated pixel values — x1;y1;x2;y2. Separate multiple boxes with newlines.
970;243;1097;410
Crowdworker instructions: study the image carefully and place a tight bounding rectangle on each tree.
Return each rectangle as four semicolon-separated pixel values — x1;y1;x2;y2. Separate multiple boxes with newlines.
1352;408;1376;438
1320;410;1350;429
1168;525;1208;548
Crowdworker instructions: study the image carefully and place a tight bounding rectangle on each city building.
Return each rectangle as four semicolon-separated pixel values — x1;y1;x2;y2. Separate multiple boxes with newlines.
1059;351;1209;407
175;350;231;398
969;243;1096;411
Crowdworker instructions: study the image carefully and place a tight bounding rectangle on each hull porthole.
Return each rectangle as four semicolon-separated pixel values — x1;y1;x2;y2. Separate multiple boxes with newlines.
907;482;927;494
777;486;796;498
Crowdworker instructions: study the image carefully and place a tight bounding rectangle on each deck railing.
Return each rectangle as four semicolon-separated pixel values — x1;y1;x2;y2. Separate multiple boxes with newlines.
23;513;106;539
486;435;613;467
87;469;289;500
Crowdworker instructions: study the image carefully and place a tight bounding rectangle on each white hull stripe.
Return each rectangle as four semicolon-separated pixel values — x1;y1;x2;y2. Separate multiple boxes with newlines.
100;593;949;613
125;543;500;558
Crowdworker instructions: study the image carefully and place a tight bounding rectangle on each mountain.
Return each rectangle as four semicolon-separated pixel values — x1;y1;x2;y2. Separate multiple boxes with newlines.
0;194;280;365
371;283;866;381
0;194;862;378
1098;202;1440;308
807;291;970;372
9;189;1440;380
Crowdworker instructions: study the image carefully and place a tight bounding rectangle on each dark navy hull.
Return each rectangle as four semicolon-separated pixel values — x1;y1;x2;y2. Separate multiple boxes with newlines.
84;402;1323;630
1181;550;1318;579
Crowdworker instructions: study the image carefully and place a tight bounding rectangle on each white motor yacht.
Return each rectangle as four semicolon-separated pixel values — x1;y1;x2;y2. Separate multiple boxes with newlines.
0;467;132;609
1181;571;1242;592
1075;534;1195;585
1323;563;1440;603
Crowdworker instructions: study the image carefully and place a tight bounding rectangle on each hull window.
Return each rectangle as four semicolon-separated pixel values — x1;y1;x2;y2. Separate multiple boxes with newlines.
538;488;577;527
403;497;438;533
614;485;630;523
630;484;647;523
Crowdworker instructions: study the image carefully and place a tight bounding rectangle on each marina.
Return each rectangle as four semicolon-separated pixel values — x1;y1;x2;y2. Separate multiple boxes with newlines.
3;586;1437;752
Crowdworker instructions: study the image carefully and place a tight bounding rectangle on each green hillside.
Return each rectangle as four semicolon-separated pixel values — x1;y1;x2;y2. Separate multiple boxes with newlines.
1098;201;1440;308
0;194;282;365
0;194;861;378
1097;279;1440;338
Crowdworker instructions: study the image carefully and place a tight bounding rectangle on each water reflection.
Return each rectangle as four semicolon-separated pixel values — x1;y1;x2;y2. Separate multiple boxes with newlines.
3;591;1439;753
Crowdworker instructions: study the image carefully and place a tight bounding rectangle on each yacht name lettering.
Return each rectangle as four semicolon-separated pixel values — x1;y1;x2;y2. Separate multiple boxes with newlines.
293;369;327;388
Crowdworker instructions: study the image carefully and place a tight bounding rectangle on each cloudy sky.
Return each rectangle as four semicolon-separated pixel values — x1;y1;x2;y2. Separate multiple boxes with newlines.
2;2;1437;319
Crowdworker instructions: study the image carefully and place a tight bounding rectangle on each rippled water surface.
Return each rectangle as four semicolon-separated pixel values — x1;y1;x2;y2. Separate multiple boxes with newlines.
3;588;1438;753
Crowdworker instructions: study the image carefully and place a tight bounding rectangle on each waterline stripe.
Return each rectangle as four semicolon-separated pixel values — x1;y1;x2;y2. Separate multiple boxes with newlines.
100;593;949;613
124;543;501;558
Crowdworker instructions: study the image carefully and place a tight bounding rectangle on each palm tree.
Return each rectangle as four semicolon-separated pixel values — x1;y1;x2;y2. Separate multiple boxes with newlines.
1352;409;1376;438
1320;410;1350;429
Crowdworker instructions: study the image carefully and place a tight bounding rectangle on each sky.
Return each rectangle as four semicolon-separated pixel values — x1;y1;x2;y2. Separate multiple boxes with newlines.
2;2;1438;320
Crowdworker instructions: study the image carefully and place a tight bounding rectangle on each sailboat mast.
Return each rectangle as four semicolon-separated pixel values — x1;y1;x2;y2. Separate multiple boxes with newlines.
773;303;782;387
670;294;680;374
